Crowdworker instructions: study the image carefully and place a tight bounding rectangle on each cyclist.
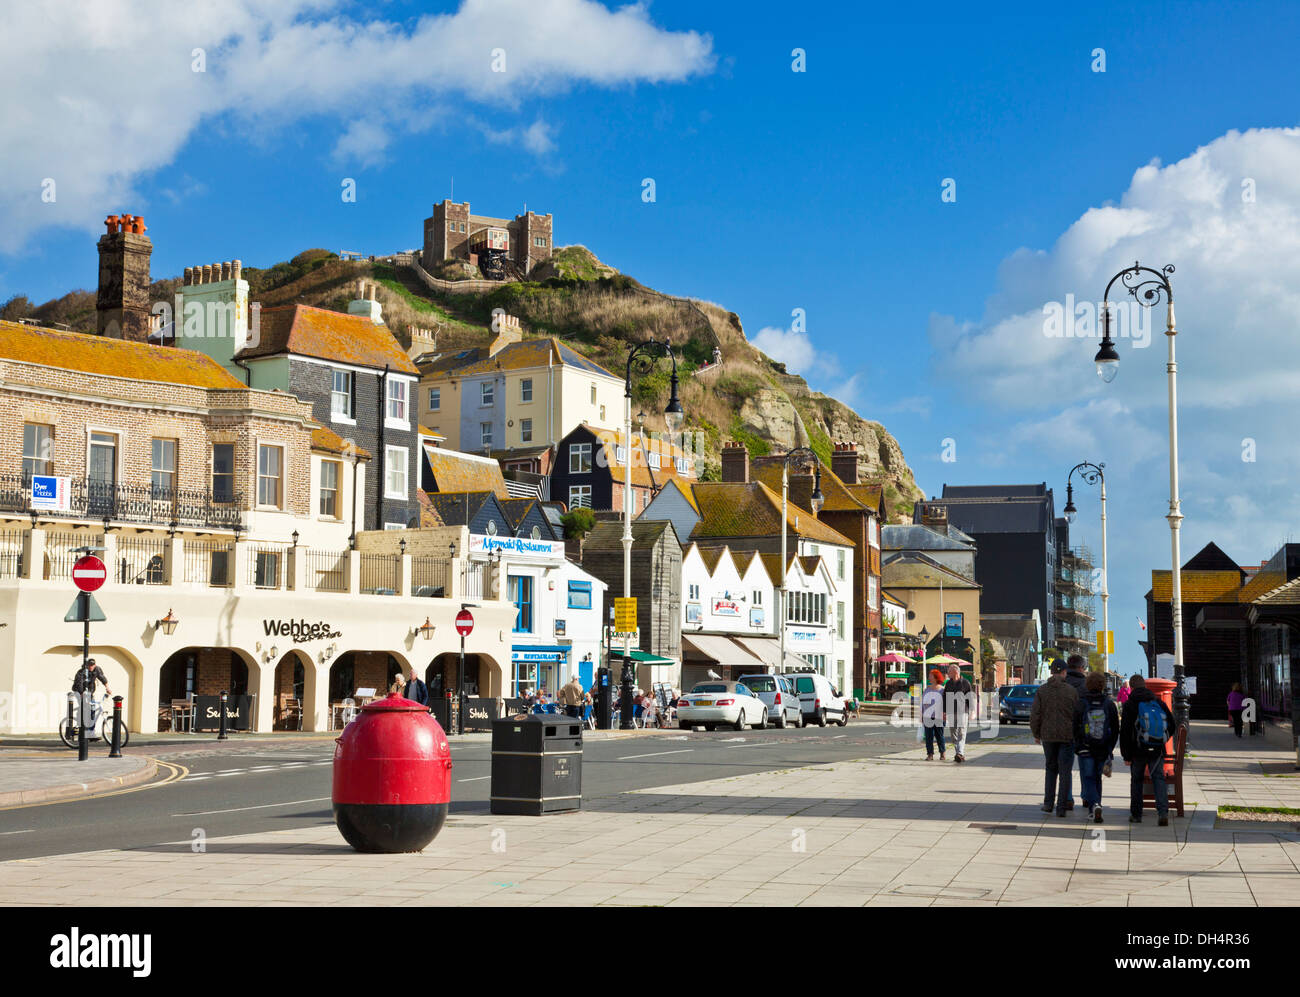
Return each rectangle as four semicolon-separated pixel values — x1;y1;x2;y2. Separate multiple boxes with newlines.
71;657;113;737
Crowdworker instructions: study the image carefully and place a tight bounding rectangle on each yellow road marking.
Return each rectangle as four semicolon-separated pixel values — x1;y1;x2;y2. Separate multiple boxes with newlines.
0;758;188;812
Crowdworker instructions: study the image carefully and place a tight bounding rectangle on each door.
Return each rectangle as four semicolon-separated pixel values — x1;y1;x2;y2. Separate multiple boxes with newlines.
88;432;117;516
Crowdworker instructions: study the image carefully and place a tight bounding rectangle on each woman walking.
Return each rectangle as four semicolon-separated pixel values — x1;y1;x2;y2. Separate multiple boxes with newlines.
1227;683;1246;738
922;669;947;761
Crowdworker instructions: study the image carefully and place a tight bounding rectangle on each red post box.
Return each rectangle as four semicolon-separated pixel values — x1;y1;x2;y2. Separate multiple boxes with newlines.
1144;678;1178;777
333;693;452;852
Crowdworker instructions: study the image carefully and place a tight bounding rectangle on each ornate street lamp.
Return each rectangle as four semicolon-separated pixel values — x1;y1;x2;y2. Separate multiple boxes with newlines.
1064;462;1109;674
153;609;180;636
416;617;435;641
1093;261;1186;727
618;338;685;729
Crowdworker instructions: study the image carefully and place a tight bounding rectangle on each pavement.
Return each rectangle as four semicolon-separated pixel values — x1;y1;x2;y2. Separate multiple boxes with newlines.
0;718;1296;905
0;752;157;808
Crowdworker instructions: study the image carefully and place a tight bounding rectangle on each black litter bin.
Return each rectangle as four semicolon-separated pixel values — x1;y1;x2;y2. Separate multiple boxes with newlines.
490;713;582;815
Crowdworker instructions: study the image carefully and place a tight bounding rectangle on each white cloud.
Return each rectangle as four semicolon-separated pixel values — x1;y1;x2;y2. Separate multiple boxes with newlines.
0;0;714;252
751;325;817;372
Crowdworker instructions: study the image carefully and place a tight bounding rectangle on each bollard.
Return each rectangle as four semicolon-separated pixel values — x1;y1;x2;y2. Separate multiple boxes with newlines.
217;690;229;740
109;696;124;757
78;688;89;762
66;694;75;744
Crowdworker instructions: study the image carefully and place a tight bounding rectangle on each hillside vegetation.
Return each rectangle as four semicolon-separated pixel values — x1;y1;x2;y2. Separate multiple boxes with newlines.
6;245;924;520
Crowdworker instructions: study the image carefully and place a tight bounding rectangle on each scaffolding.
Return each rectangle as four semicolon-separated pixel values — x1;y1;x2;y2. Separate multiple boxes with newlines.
1055;544;1097;655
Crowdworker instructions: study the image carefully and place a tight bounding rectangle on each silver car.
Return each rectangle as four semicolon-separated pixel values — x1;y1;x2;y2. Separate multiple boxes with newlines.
678;681;769;731
736;673;802;728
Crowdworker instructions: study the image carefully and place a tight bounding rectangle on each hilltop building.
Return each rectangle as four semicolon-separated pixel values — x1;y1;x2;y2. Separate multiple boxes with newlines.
421;199;553;278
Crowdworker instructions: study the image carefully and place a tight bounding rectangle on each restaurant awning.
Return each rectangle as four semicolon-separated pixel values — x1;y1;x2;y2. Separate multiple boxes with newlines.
682;633;766;670
733;636;784;671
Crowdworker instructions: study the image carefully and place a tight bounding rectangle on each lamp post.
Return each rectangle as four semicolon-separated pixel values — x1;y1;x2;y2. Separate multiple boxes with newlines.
1063;461;1108;674
620;339;684;730
777;448;825;674
1093;261;1186;727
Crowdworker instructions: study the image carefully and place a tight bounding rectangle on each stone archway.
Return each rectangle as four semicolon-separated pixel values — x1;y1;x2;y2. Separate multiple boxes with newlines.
270;649;311;731
39;644;147;733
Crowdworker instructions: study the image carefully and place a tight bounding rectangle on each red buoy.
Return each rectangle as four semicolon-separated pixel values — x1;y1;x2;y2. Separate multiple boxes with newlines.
332;693;452;853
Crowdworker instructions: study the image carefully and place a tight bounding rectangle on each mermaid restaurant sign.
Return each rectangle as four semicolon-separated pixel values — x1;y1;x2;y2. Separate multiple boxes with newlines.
263;618;343;643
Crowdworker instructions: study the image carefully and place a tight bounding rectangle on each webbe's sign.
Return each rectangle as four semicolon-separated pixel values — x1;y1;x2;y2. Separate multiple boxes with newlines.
30;475;70;512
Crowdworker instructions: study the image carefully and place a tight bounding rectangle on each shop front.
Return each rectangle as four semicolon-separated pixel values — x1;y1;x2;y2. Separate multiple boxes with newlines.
510;645;569;698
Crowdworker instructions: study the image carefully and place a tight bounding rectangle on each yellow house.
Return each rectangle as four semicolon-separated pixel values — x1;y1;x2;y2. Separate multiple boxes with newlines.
415;324;624;471
882;553;982;674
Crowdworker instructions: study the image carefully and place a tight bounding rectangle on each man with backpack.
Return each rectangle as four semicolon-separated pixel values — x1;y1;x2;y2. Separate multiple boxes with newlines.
1119;673;1176;826
1062;655;1090;812
1073;670;1119;823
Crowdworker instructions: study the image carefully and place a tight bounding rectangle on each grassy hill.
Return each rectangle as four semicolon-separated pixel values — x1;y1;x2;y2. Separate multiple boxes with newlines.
5;246;924;520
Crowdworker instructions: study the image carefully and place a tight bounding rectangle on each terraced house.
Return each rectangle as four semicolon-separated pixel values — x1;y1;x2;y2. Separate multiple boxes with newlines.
415;320;625;467
178;273;421;532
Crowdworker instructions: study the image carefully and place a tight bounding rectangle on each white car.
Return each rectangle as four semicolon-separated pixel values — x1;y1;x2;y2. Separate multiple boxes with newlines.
737;673;802;728
783;671;848;727
678;681;769;731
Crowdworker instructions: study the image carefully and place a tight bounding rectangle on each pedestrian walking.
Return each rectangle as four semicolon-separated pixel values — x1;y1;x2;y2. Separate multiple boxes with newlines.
1117;679;1131;706
403;665;427;705
559;675;584;718
1063;654;1089;811
942;664;974;763
1119;674;1176;825
921;668;947;761
1030;659;1079;817
1227;683;1246;738
1073;670;1119;823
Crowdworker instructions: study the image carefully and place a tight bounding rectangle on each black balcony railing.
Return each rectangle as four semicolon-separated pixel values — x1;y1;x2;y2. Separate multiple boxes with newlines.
1;473;243;530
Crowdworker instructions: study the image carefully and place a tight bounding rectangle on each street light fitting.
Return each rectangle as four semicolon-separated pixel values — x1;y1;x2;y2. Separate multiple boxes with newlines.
153;609;179;635
416;616;435;641
1063;482;1077;524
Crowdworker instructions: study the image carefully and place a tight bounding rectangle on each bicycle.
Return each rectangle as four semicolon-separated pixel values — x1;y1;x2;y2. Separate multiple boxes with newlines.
58;694;130;749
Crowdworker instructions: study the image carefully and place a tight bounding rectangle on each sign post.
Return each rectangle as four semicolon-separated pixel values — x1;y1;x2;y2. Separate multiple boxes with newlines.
70;554;106;762
455;609;474;736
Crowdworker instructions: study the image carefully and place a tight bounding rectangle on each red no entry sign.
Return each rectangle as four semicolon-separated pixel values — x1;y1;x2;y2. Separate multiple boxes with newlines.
455;609;474;637
72;554;106;592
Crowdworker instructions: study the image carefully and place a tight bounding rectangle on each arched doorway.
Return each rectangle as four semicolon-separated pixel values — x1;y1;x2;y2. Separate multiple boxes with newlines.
158;647;250;729
328;651;406;727
273;651;308;730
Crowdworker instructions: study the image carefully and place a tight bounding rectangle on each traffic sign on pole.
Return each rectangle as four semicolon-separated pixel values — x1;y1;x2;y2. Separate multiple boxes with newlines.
455;610;474;637
72;555;106;592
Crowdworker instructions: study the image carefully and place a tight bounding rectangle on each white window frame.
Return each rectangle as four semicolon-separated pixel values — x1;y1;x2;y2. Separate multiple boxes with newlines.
520;378;533;403
480;381;494;407
837;549;846;580
384;445;409;500
331;368;355;423
647;451;660;469
480;422;493;449
428;387;441;412
151;437;177;495
23;423;54;479
386;379;409;429
569;484;591;509
521;418;533;444
570;442;592;474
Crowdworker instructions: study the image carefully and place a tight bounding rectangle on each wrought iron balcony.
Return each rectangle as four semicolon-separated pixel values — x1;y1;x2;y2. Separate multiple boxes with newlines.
1;473;243;531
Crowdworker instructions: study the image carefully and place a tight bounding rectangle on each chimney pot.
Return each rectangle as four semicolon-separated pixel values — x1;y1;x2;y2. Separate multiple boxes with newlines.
221;261;231;281
201;264;212;283
232;259;241;280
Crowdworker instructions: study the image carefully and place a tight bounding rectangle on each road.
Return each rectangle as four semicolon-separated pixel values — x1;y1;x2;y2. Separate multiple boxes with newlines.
0;720;969;860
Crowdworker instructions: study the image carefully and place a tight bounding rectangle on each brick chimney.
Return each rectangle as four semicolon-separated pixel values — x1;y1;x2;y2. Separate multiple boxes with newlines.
831;441;859;484
96;214;152;341
487;312;522;356
920;502;948;533
720;441;749;482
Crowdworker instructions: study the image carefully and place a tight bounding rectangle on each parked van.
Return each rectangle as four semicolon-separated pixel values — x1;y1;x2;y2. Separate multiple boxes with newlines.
782;670;848;727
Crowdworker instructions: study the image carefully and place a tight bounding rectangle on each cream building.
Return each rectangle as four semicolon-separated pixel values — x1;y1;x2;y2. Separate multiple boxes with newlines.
0;319;515;735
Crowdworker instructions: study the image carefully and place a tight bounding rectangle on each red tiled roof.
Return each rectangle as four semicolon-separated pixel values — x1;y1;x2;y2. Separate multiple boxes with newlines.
0;320;245;389
237;304;418;374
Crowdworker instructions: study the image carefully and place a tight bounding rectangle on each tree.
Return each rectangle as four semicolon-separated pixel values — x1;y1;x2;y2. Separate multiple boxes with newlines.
561;507;595;540
979;636;998;691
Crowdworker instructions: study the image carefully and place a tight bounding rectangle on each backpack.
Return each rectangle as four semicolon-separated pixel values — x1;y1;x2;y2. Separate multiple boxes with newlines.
1083;702;1109;744
1137;699;1168;748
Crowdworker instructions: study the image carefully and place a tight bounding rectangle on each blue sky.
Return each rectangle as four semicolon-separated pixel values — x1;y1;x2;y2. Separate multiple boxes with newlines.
6;0;1300;666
